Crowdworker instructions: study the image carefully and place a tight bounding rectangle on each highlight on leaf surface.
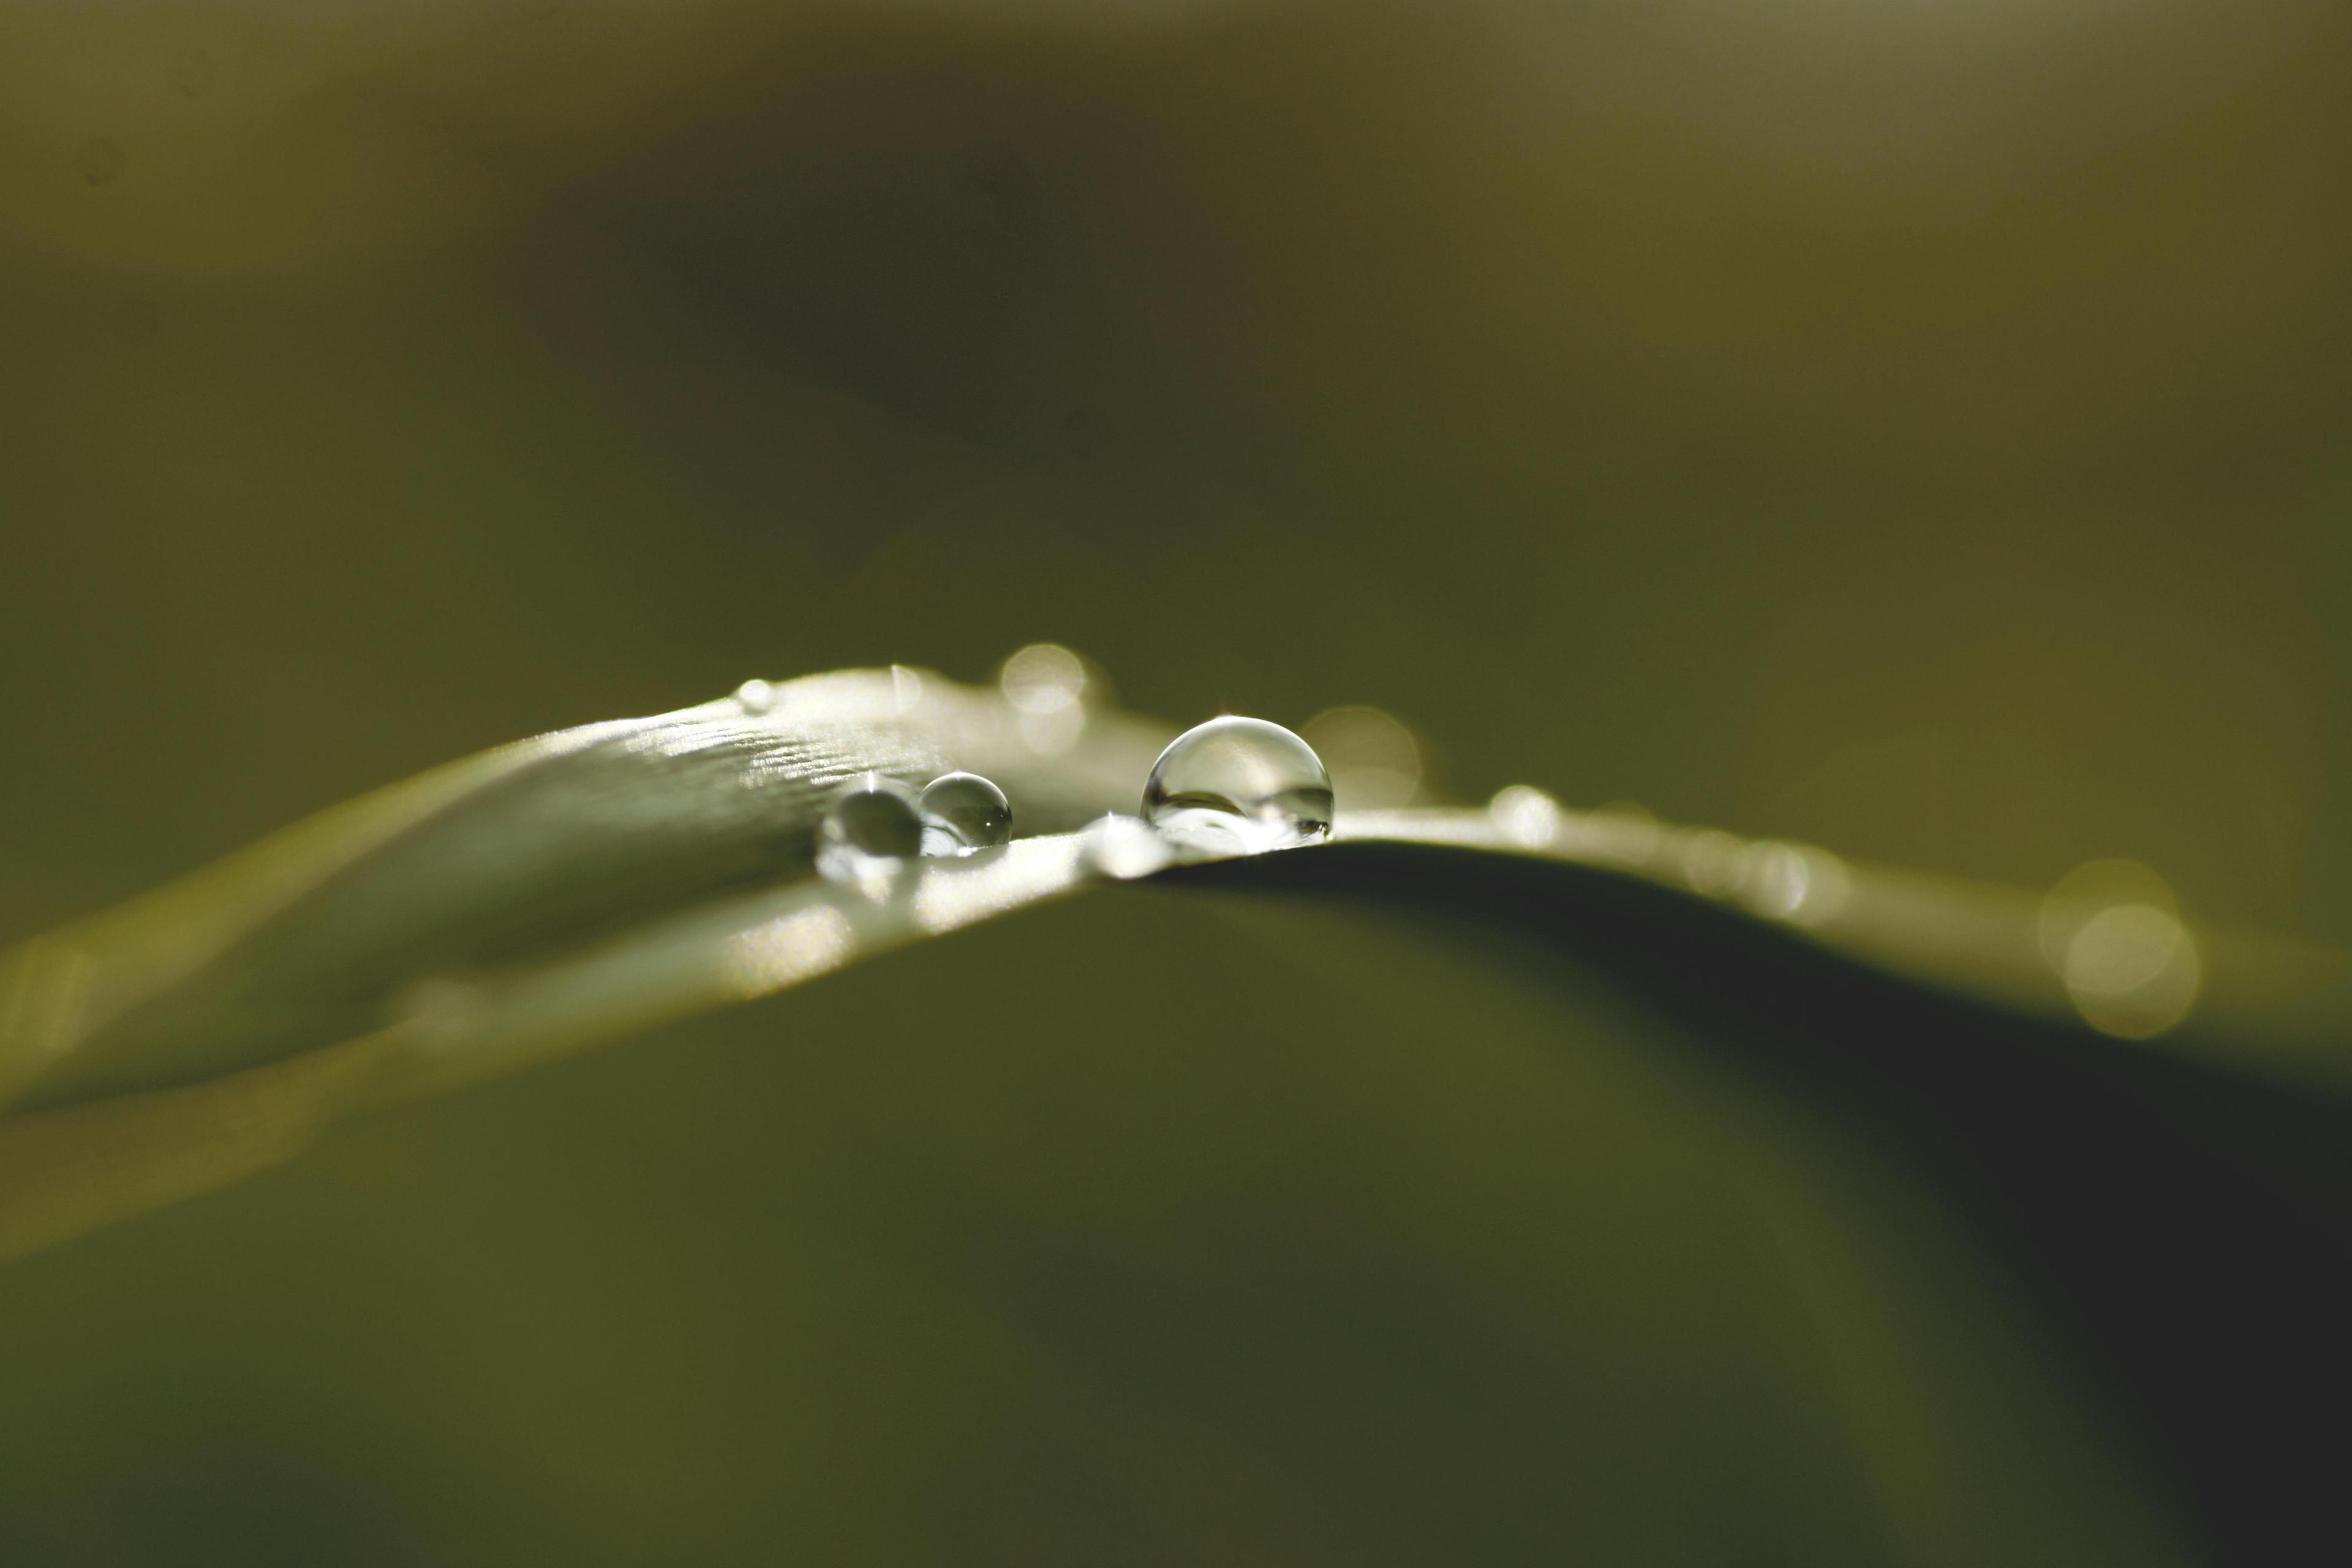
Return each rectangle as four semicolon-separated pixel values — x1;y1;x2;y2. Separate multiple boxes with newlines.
1;665;2346;1266
0;663;2347;1565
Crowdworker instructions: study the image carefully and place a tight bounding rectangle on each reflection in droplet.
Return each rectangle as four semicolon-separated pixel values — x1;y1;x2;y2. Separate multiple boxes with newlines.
735;678;777;714
2040;860;2202;1038
1488;785;1562;848
816;774;924;886
918;771;1012;856
1143;716;1333;856
1303;706;1422;809
1081;813;1175;880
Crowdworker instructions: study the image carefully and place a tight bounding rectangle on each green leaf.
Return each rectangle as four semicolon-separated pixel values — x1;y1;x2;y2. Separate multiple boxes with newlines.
1;668;2345;1562
5;667;2340;1265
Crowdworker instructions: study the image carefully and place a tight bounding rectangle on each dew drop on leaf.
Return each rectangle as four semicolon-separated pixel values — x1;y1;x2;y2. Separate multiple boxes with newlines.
816;774;924;883
1142;716;1334;855
1489;785;1563;847
918;771;1012;856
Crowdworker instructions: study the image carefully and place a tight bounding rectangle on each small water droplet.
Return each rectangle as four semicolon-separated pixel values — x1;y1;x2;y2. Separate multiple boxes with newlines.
1488;785;1562;847
816;774;923;884
1142;716;1333;856
736;678;777;714
1080;813;1174;880
2038;860;2199;1038
2063;904;2200;1038
918;771;1011;855
1740;843;1812;918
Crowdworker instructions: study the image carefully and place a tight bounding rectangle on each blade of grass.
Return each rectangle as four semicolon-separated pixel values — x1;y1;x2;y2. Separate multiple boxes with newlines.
1;668;2342;1263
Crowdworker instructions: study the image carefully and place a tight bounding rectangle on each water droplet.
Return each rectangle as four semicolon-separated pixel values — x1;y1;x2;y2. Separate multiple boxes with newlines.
2038;860;2201;1038
1740;842;1849;926
2062;904;2201;1039
918;771;1011;855
1080;813;1174;880
816;774;923;884
1142;716;1333;855
1488;785;1562;847
735;678;777;714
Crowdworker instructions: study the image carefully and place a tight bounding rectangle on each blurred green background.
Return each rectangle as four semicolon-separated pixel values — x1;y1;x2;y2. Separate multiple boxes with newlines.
4;1;2350;1561
4;0;2349;943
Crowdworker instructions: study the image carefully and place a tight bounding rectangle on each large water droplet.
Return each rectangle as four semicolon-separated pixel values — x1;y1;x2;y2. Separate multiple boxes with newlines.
1142;716;1333;855
918;771;1012;856
816;774;924;884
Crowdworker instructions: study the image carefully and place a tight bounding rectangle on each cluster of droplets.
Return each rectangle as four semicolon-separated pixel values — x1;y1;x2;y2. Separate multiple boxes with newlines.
800;637;1340;889
816;769;1012;884
815;714;1338;888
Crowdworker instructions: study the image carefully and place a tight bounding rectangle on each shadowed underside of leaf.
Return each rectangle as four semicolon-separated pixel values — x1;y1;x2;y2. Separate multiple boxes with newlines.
2;669;2340;1258
1;668;2346;1562
1;666;2345;1262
